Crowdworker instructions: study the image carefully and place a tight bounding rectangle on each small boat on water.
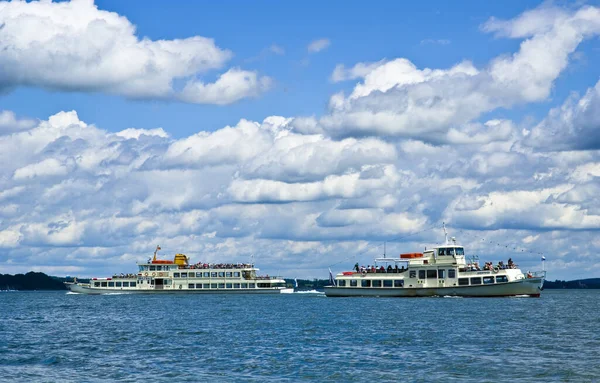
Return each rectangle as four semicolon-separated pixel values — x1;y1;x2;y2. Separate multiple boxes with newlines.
324;225;546;298
65;247;293;295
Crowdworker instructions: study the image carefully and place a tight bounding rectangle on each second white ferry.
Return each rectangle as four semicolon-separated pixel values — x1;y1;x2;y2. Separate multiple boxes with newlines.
65;247;293;295
325;225;546;298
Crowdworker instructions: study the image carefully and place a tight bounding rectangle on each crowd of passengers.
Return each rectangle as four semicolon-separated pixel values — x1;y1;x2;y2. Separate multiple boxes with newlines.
466;258;517;271
185;263;254;269
111;273;137;279
354;263;406;274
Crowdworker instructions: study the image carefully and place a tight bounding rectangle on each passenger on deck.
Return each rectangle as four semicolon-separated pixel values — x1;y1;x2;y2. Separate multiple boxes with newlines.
387;265;393;273
354;263;360;272
394;265;399;273
380;266;385;273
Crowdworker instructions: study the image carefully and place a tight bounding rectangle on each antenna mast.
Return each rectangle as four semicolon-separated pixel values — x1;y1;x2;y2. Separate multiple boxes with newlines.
443;222;448;245
384;241;386;258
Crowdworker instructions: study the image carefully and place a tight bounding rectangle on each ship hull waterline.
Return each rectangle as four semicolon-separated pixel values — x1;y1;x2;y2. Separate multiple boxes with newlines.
66;283;294;295
324;277;544;297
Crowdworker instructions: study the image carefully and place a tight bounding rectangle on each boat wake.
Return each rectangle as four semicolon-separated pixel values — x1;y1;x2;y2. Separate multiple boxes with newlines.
294;289;325;295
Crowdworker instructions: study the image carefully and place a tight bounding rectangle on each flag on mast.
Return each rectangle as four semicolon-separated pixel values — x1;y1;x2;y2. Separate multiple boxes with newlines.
329;268;335;285
541;256;546;261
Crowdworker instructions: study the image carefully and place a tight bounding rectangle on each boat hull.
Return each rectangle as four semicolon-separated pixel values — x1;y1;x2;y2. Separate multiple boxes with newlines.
324;277;544;297
65;283;292;295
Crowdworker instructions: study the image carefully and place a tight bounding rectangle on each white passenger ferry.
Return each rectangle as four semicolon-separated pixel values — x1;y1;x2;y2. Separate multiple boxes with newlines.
65;247;293;295
325;226;546;298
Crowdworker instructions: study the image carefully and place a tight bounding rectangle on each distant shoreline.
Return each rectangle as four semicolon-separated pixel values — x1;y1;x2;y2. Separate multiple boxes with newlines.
1;272;600;291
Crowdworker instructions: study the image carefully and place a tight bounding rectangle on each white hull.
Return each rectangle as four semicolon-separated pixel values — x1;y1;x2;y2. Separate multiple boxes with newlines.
66;282;291;295
324;277;544;297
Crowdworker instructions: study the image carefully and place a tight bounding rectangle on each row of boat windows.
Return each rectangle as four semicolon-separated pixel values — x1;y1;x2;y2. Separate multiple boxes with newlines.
187;283;281;289
337;275;509;288
459;276;508;285
189;283;255;289
94;281;137;288
409;269;457;279
437;248;465;256
141;265;173;271
339;280;404;287
173;272;241;278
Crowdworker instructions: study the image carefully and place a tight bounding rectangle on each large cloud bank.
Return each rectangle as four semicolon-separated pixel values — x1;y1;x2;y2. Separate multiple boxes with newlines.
0;0;270;104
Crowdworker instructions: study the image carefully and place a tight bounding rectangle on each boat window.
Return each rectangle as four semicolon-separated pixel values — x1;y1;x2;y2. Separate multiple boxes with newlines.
394;280;404;287
164;280;171;285
211;283;218;289
350;280;358;287
101;282;107;287
116;282;122;287
438;269;445;279
458;278;469;286
196;272;202;278
94;282;100;287
130;282;136;287
241;283;248;288
418;270;426;279
448;269;456;278
211;272;217;278
122;282;129;287
426;270;437;279
188;284;195;289
372;280;382;287
234;283;240;288
496;275;508;283
181;273;188;278
470;277;482;285
438;248;445;256
233;272;240;277
455;248;464;255
361;280;371;287
249;283;255;288
226;272;232;277
203;283;210;289
410;270;417;278
483;276;494;284
174;273;180;278
226;283;233;288
218;272;225;278
108;282;115;287
258;283;271;288
203;272;210;278
383;280;393;287
155;266;161;271
196;283;202;288
149;266;156;271
338;280;346;287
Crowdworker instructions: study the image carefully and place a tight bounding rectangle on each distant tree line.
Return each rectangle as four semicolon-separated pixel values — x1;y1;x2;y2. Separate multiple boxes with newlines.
543;278;600;289
0;272;67;290
284;278;330;290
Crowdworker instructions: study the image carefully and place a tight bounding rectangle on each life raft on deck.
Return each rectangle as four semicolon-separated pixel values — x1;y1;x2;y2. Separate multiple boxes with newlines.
400;253;423;259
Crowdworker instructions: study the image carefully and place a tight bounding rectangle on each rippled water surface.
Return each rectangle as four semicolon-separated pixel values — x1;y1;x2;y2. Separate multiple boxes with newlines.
1;290;599;382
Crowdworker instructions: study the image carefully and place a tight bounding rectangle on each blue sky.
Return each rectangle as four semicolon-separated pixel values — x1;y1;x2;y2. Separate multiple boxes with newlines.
1;0;600;280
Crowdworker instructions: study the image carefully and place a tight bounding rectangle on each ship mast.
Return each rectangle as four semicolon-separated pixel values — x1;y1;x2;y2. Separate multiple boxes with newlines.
443;222;449;245
153;245;161;262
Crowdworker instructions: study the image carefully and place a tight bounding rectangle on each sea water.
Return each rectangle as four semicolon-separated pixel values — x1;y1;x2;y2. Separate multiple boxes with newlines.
1;290;599;382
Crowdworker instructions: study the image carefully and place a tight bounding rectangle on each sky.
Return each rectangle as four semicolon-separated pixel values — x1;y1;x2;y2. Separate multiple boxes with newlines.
1;0;600;280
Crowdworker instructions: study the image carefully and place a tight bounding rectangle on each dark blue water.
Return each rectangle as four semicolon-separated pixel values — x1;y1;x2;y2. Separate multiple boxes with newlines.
1;290;599;382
